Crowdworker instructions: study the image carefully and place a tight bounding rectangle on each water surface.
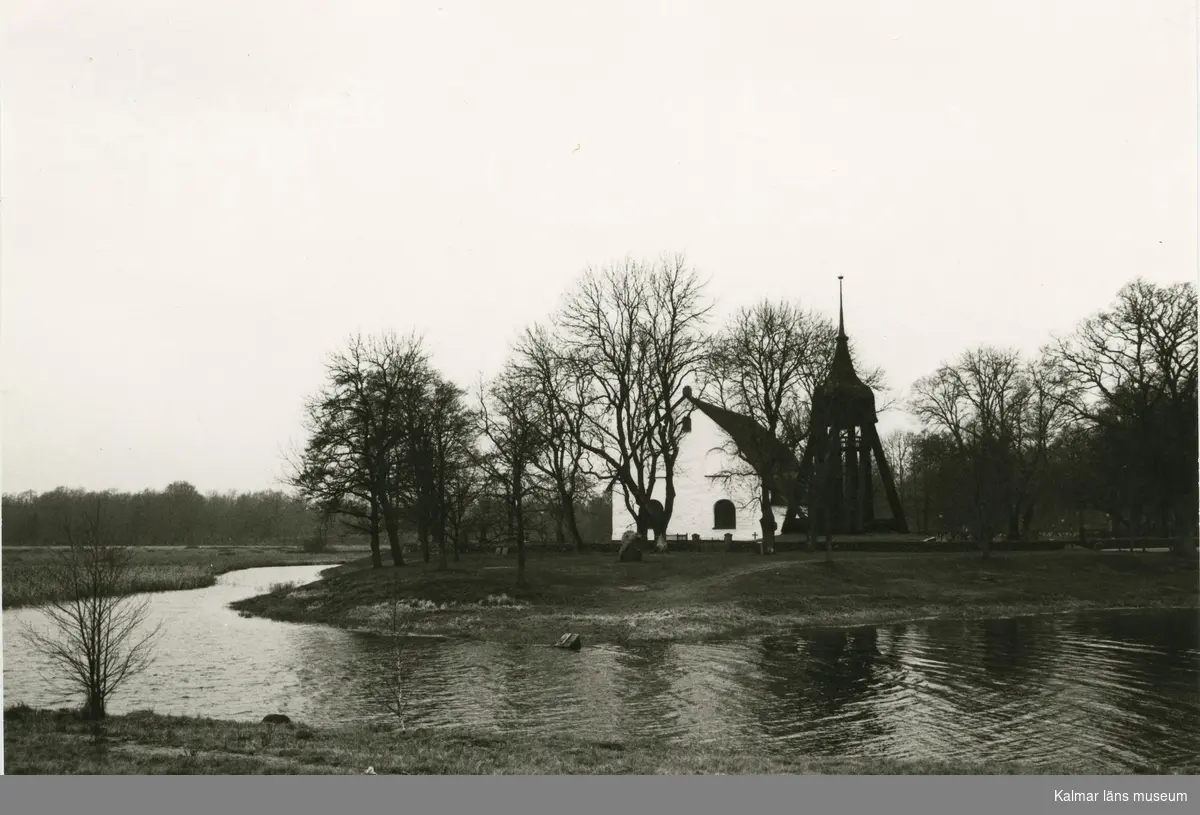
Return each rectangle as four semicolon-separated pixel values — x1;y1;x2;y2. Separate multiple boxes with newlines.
4;565;1197;771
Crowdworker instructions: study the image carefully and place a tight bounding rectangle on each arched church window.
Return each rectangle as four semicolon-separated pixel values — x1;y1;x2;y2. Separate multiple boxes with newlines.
713;499;736;530
681;416;691;433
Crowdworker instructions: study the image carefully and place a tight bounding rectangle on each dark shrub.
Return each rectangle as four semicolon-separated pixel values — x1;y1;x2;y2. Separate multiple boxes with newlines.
4;702;35;721
301;535;327;553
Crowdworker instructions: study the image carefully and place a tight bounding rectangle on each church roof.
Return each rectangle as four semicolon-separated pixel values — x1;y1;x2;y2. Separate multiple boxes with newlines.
685;393;801;506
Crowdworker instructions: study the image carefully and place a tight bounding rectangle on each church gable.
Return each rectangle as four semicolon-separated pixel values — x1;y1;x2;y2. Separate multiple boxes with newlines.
674;397;747;490
681;387;799;508
610;386;795;541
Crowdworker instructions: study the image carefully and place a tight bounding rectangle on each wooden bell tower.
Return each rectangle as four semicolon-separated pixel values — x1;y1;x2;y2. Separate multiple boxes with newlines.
790;277;908;540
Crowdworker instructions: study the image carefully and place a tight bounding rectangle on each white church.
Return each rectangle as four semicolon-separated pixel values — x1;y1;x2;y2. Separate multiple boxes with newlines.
609;386;801;543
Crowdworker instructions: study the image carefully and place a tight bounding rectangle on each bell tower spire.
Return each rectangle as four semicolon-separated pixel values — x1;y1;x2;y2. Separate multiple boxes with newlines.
837;275;846;340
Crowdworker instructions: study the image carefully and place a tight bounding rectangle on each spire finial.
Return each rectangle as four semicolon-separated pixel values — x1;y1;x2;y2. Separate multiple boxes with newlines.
837;276;846;339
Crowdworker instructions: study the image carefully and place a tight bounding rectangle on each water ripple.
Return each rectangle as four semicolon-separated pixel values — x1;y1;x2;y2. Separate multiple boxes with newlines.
4;565;1198;771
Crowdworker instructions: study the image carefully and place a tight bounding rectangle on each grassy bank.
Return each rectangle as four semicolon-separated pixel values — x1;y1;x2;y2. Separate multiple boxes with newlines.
2;545;357;609
230;548;1199;645
6;707;1157;775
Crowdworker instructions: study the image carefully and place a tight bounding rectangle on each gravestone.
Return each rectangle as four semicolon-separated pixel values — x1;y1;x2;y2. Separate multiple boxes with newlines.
617;530;643;562
554;633;582;651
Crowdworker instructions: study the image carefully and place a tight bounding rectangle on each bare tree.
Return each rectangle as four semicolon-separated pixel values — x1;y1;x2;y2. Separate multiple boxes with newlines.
910;347;1026;557
1004;357;1075;539
21;504;163;731
424;378;477;569
444;447;485;560
911;345;1075;551
290;333;432;568
367;575;411;730
882;429;918;512
1049;279;1198;545
478;363;544;586
512;324;593;550
556;255;712;548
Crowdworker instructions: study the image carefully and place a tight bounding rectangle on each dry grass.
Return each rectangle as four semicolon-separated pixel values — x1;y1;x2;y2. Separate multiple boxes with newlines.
230;549;1199;645
1;545;356;608
8;706;1160;775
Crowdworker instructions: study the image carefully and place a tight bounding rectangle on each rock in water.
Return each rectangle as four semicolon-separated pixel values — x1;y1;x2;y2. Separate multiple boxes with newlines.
555;633;582;651
261;714;292;725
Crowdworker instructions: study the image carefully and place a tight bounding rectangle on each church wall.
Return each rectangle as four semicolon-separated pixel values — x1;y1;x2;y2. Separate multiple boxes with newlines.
610;405;788;542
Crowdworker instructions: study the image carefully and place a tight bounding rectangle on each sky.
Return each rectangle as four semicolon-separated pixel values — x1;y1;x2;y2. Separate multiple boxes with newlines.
1;0;1195;495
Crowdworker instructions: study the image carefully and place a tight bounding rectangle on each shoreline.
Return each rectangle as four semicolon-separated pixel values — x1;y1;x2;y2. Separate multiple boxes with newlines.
8;547;1197;644
6;707;1187;776
327;600;1200;644
1;546;354;610
228;549;1200;646
243;597;1200;646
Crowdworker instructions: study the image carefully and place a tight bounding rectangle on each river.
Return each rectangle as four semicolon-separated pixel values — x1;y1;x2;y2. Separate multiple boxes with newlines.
4;564;1198;772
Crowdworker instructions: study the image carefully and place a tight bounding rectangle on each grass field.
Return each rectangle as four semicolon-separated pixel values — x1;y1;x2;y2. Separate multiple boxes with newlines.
1;545;357;609
8;706;1167;775
230;548;1200;645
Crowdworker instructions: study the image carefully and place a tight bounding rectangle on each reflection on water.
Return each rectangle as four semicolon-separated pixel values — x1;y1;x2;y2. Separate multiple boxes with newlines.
4;566;1198;771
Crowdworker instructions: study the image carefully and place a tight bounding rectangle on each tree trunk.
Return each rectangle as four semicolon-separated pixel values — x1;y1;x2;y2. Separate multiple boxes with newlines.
562;491;585;552
385;513;405;567
437;474;451;565
1006;505;1021;541
554;503;566;546
87;689;106;720
369;502;383;568
977;509;992;560
1020;502;1035;540
805;463;818;554
635;507;650;541
417;500;431;563
921;477;931;533
973;465;991;559
660;475;677;552
805;431;825;554
515;517;527;585
511;465;525;585
759;480;775;555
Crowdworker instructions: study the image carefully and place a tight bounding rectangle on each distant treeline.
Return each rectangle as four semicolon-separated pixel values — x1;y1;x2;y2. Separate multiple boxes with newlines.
0;481;616;550
1;483;316;547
